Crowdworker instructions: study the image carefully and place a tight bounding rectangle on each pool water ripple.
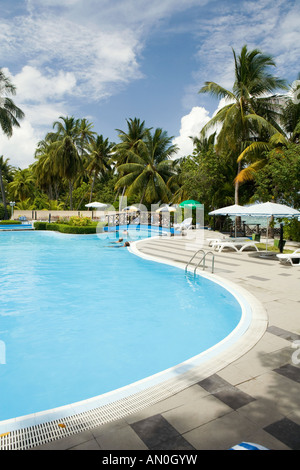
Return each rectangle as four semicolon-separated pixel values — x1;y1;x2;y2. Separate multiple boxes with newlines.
0;231;242;422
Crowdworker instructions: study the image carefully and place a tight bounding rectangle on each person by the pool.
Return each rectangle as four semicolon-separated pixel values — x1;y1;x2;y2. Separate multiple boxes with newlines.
110;238;123;244
106;241;130;248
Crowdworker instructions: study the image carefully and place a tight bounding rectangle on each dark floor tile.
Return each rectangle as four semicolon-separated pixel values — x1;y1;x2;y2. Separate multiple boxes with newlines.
274;364;300;384
267;326;300;342
247;275;269;281
198;374;255;410
131;414;194;450
264;418;300;450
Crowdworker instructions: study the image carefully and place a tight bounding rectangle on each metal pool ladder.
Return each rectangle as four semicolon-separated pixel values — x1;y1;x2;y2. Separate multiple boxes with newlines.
185;249;215;275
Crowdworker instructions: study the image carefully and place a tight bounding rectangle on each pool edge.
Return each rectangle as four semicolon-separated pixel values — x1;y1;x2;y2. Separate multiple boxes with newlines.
0;235;268;449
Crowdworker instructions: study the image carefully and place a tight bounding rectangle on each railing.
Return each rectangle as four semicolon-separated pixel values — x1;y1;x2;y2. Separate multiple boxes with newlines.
185;249;215;274
193;251;215;275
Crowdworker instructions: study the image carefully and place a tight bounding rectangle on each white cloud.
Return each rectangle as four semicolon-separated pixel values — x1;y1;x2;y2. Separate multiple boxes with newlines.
0;66;72;168
12;66;76;103
0;121;41;169
173;106;211;158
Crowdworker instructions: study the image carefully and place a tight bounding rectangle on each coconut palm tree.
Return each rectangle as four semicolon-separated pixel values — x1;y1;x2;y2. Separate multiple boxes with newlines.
113;118;150;207
115;128;178;205
77;118;96;158
8;168;34;202
33;137;61;200
199;45;287;204
46;116;83;209
0;155;13;219
0;69;25;137
281;74;300;143
86;134;114;203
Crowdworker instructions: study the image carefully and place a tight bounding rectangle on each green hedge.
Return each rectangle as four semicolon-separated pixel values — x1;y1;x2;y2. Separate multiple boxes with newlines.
56;224;97;234
33;221;48;230
0;220;21;225
33;221;105;234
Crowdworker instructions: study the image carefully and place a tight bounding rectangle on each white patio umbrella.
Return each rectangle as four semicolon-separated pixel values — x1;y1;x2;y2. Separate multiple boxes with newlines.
122;205;142;212
155;205;177;213
209;204;250;236
209;204;248;216
85;202;107;209
243;202;300;251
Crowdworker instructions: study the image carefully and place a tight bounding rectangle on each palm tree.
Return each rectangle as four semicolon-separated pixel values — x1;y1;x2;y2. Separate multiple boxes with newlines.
199;45;287;204
235;132;289;184
113;118;150;207
0;69;25;137
281;74;300;143
86;134;114;203
115;128;178;205
33;138;61;200
46;116;83;209
77;118;96;157
8;168;34;202
0;155;13;219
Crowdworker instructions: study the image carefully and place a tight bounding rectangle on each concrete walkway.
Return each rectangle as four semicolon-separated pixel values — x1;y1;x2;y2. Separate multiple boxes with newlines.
33;231;300;450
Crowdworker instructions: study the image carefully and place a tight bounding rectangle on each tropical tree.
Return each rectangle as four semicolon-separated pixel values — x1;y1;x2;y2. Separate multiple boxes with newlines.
46;116;83;209
33;137;62;200
0;155;13;218
198;45;287;204
115;128;178;205
281;74;300;143
0;69;25;137
113;118;150;206
77;118;96;158
86;134;114;203
8;168;35;202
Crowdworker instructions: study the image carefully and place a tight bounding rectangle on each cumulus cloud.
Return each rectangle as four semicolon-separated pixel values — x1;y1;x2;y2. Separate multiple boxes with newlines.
0;120;41;169
173;107;211;158
0;66;72;168
13;66;76;103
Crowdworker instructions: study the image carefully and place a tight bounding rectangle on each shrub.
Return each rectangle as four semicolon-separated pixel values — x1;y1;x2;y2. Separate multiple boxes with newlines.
69;216;92;226
33;220;105;234
283;219;300;242
58;224;97;234
33;221;48;230
46;223;60;231
0;220;21;225
56;217;70;225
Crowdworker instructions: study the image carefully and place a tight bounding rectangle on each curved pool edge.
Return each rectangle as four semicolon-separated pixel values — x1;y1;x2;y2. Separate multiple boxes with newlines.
0;235;268;449
129;238;268;364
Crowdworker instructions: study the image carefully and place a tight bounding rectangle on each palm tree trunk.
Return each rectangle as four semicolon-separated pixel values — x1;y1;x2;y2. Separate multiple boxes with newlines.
69;180;74;210
139;184;147;205
0;167;8;219
119;186;126;211
89;173;96;203
235;160;242;233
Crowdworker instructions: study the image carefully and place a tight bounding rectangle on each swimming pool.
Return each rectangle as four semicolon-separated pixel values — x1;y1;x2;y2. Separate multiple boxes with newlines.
0;224;33;230
0;229;249;430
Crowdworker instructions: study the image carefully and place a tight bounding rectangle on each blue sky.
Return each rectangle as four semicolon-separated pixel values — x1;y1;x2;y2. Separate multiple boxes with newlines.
0;0;299;168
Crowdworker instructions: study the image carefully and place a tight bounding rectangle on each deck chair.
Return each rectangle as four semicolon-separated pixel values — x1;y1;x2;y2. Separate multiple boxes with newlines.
277;249;300;266
174;217;193;231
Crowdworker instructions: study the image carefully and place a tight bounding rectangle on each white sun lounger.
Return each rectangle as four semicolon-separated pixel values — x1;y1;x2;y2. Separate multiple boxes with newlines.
277;249;300;266
212;240;259;252
174;217;193;231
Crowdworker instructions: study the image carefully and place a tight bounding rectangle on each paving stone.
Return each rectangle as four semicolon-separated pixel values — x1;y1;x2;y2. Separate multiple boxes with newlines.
198;374;255;410
274;364;300;384
130;414;194;450
264;418;300;450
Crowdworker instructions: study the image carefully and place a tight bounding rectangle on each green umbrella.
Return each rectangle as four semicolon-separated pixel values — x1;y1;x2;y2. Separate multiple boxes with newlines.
179;200;202;208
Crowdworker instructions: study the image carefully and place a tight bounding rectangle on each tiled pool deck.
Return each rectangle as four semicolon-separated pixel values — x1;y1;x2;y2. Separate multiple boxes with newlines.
28;231;300;450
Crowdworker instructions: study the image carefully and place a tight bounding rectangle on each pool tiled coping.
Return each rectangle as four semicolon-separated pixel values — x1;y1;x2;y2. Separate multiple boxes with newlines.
2;230;300;450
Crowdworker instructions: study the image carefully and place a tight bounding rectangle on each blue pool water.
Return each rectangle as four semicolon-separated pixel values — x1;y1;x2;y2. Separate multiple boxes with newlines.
0;224;33;230
0;230;242;422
